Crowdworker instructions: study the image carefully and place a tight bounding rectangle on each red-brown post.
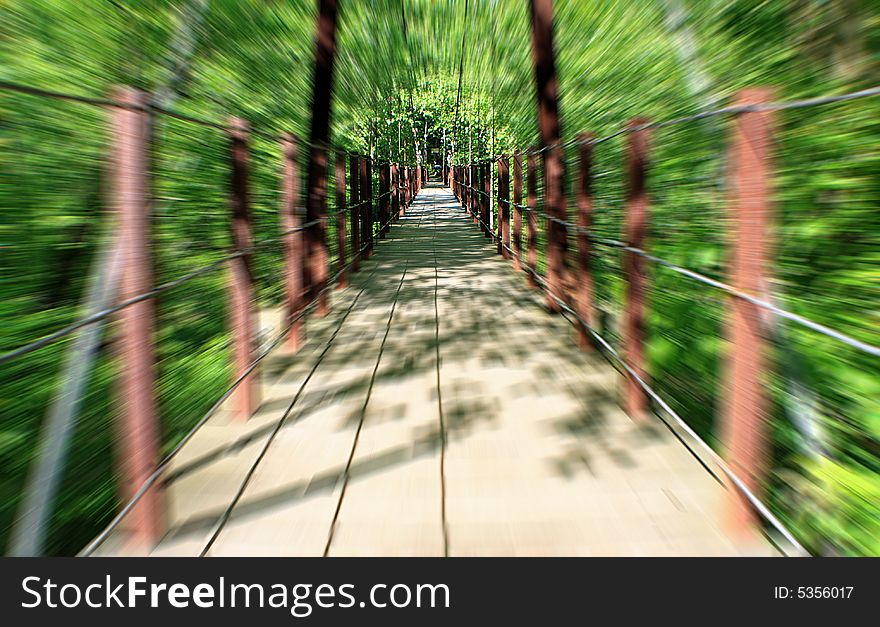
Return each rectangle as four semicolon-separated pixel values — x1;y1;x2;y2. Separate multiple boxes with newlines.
366;158;374;252
228;117;260;421
474;164;479;224
359;157;371;259
334;148;347;288
530;0;568;312
402;166;406;211
477;164;484;231
391;163;399;221
349;155;360;271
460;166;465;206
722;88;775;538
304;0;337;317
483;162;491;238
575;133;595;349
112;86;163;548
467;165;472;218
526;149;538;286
283;133;305;350
623;118;651;420
400;167;407;217
460;167;465;210
379;161;389;237
512;152;523;271
469;165;476;221
479;163;485;232
498;156;510;257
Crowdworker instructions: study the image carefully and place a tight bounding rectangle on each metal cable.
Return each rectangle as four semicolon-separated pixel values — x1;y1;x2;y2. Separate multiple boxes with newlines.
532;214;880;358
463;206;807;555
0;80;377;161
1;220;321;365
445;86;880;160
81;211;399;556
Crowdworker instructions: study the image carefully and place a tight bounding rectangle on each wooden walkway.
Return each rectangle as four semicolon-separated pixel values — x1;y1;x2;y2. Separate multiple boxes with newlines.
99;184;775;557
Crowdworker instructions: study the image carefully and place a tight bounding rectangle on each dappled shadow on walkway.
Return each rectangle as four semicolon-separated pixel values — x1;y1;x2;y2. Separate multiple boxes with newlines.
142;184;761;557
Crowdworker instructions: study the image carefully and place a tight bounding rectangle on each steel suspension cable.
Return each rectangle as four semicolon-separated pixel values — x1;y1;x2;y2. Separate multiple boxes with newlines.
82;210;400;556
463;203;807;555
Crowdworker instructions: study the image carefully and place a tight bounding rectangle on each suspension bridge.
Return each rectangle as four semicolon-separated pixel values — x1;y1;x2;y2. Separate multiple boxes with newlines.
74;185;779;558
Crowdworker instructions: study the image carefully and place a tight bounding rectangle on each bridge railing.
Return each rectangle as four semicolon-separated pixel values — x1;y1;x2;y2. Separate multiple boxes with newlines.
0;79;424;555
450;85;879;556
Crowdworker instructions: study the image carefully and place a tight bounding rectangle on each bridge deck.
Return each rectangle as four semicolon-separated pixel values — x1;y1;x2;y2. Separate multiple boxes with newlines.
103;185;773;556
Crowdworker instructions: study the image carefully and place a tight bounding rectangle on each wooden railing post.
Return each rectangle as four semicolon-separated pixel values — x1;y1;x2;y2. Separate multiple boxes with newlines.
334;148;347;288
400;167;407;217
476;163;480;226
367;158;374;251
304;0;337;318
471;164;476;221
474;164;481;228
530;0;568;312
483;163;491;237
526;149;538;287
722;88;775;539
465;166;470;219
544;142;568;312
359;156;371;259
113;86;163;549
228;117;260;421
487;163;492;234
379;161;389;238
475;164;479;224
498;156;510;257
349;155;360;272
512;152;523;271
467;165;473;221
459;166;464;206
474;164;489;235
392;162;399;222
623;118;651;420
283;133;305;349
463;166;468;213
575;133;596;349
